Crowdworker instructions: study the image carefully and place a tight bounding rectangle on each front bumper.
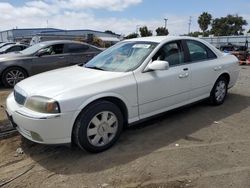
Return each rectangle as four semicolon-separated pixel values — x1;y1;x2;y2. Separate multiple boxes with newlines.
6;93;77;144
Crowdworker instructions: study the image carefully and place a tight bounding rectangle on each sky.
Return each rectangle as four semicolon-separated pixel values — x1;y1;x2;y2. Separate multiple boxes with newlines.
0;0;250;36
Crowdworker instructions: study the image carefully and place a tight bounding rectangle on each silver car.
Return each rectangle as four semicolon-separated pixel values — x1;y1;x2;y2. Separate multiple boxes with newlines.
0;40;102;87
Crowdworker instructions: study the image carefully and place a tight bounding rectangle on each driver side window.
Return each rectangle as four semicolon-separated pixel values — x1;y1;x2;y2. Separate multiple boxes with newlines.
40;44;64;56
153;41;184;67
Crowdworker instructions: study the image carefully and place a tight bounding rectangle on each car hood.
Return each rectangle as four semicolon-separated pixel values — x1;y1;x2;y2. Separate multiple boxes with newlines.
16;65;128;98
0;52;29;61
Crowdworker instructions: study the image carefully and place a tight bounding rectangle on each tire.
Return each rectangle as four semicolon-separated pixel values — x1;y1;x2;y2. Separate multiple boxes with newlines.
73;100;124;153
209;76;228;105
2;67;28;88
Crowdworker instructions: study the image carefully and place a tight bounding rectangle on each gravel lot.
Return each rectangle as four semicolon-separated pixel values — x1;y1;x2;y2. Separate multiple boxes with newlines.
0;66;250;188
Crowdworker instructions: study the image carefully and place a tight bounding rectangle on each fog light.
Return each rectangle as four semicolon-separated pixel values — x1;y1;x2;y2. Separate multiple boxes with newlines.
30;131;43;142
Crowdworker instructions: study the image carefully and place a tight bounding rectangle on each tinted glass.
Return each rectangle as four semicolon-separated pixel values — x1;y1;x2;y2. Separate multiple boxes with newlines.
153;41;184;66
67;44;89;53
40;44;64;55
187;40;216;62
8;46;23;52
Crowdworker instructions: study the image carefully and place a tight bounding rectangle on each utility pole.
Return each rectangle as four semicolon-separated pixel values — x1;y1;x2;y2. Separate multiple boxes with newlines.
188;16;192;35
164;18;168;29
46;20;49;28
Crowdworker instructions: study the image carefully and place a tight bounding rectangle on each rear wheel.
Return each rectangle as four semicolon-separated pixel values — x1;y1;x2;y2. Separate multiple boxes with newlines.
2;67;28;88
73;100;124;153
210;76;228;105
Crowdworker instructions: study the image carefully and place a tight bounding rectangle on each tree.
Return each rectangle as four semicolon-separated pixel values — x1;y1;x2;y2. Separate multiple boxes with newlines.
155;27;169;36
211;14;247;36
125;33;138;39
92;37;105;48
198;12;212;36
186;31;203;37
105;30;116;35
139;26;153;37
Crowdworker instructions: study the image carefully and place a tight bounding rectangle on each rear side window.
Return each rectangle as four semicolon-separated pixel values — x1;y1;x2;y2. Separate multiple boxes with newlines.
186;40;217;62
67;44;89;53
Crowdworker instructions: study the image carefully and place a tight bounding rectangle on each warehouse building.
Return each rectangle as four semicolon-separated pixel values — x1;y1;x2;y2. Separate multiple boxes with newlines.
0;28;121;46
0;28;62;43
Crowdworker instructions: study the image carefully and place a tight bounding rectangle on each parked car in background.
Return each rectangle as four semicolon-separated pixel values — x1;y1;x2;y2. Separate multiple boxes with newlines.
0;40;102;87
0;42;15;49
0;44;27;55
6;36;239;152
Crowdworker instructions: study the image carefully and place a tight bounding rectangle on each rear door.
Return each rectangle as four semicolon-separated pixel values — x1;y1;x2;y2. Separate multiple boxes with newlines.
184;40;220;100
31;43;70;75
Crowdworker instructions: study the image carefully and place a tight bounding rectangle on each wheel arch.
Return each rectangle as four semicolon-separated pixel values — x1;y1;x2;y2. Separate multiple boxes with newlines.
71;94;129;143
217;72;230;85
1;66;29;87
1;65;29;77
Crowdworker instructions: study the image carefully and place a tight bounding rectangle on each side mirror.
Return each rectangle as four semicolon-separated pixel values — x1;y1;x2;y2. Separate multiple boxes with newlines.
147;60;169;71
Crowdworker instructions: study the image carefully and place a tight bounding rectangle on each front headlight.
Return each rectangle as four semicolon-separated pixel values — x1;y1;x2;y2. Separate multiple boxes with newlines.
25;96;60;114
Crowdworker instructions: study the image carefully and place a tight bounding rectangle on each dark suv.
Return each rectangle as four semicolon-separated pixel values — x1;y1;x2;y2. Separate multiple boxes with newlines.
0;40;102;87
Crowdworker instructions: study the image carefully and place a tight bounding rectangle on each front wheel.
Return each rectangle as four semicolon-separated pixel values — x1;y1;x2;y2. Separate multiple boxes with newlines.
2;67;28;88
210;76;228;105
73;100;124;153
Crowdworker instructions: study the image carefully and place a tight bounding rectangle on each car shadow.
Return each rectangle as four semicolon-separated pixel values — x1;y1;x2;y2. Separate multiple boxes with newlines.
20;93;250;174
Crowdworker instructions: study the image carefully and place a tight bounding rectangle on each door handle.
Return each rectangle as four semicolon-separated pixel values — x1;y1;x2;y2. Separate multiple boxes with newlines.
183;68;189;71
214;66;222;71
179;72;189;78
58;56;65;59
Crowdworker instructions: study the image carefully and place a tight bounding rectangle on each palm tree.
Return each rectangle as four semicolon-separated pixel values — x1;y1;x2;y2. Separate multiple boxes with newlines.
198;12;212;36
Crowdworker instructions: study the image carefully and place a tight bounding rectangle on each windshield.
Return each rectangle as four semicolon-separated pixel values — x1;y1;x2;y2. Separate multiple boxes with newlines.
84;41;158;72
21;43;47;55
0;44;13;52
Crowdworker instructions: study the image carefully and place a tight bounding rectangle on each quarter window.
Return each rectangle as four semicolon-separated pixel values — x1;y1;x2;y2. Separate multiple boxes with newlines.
186;40;216;62
153;41;184;66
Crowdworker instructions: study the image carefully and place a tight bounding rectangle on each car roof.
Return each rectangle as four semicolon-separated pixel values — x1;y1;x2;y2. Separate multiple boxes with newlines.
7;43;27;47
36;40;102;50
39;40;84;45
125;36;223;57
125;36;207;44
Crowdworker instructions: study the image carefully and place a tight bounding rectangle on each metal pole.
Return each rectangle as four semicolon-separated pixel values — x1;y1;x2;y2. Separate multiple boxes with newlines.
164;18;168;29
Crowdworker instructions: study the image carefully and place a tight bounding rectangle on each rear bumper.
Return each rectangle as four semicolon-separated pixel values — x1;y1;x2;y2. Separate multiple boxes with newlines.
6;93;77;144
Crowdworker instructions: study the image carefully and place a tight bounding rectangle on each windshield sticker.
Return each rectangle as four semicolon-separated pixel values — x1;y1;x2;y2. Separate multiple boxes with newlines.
132;44;151;49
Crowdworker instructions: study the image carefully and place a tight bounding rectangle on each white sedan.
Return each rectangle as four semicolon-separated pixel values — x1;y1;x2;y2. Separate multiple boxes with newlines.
6;36;239;152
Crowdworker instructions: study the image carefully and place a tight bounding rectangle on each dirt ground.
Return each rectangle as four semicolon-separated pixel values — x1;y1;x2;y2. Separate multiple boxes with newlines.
0;66;250;188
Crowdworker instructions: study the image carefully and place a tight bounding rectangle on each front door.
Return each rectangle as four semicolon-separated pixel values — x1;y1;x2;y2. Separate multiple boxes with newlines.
31;44;69;75
135;40;192;119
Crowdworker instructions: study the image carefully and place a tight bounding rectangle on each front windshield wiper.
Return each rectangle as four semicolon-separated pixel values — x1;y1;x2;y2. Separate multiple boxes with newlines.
84;65;106;71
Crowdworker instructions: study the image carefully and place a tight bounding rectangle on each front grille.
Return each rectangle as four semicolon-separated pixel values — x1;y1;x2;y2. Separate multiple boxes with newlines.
14;90;26;105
